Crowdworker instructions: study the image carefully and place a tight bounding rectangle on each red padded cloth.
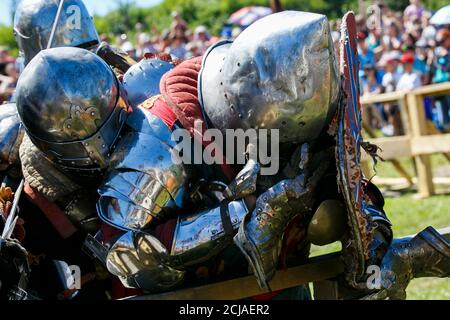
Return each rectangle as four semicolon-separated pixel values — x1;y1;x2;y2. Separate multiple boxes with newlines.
159;57;236;181
160;57;206;136
23;183;77;239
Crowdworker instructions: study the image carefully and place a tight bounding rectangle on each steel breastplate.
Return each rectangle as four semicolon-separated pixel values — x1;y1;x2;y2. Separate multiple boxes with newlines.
97;107;190;231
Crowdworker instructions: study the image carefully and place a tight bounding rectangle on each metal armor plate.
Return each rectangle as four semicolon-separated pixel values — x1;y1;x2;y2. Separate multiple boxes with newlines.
123;58;174;107
97;107;189;230
0;104;24;172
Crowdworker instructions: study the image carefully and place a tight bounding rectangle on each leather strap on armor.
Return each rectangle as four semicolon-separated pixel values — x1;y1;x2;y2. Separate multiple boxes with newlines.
220;201;234;236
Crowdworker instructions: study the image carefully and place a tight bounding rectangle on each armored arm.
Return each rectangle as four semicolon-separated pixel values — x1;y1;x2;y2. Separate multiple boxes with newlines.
0;104;24;177
97;111;253;291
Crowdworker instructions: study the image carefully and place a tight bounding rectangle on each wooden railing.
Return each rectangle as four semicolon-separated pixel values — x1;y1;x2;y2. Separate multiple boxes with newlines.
360;82;450;197
124;227;450;300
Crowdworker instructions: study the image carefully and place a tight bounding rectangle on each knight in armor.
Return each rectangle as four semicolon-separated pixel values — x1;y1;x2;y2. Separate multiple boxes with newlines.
14;0;137;73
2;10;449;300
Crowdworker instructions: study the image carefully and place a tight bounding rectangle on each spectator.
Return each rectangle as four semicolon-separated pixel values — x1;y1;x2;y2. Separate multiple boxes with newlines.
404;0;425;23
193;25;211;55
381;55;403;135
165;29;188;60
362;64;384;130
432;29;450;129
414;38;432;84
357;32;376;77
170;11;187;34
0;62;18;102
382;20;402;51
397;52;422;91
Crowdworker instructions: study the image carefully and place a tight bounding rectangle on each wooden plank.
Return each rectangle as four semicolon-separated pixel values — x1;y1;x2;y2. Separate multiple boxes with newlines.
363;136;412;160
363;123;413;185
426;121;450;162
411;82;450;97
407;93;434;197
126;253;344;300
411;134;450;155
371;176;450;186
360;91;406;105
364;134;450;159
399;97;411;136
123;227;449;301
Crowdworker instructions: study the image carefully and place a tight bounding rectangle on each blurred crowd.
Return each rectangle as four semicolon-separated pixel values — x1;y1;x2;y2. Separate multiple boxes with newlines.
1;1;449;135
107;11;241;62
330;0;450;135
0;46;18;104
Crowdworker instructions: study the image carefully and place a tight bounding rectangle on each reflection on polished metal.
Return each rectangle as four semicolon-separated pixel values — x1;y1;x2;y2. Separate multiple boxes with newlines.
307;200;348;246
364;226;449;300
106;231;186;291
171;199;249;266
64;190;100;234
234;155;329;291
223;158;260;200
15;47;130;171
14;0;100;65
0;104;24;171
199;11;340;144
123;58;174;107
105;200;249;291
97;109;188;230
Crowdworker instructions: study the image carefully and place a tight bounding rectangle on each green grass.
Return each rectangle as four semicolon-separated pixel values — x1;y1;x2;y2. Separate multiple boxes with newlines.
309;155;450;300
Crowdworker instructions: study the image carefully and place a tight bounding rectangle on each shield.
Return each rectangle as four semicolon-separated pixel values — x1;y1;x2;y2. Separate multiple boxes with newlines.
336;12;373;286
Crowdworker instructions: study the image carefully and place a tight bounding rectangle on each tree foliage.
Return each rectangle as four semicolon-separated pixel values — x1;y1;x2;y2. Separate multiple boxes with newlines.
1;0;449;53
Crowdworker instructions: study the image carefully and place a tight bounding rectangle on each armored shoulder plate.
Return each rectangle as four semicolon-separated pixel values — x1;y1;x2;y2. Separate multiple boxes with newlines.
97;107;189;231
123;58;174;107
0;104;24;172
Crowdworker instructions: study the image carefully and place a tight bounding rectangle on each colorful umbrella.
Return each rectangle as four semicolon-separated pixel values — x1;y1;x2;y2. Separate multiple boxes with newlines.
430;5;450;25
228;6;272;28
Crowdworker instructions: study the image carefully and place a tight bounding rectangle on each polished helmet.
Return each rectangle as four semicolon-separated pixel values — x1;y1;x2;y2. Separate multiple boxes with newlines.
199;11;340;144
14;0;100;65
122;57;174;107
15;47;131;171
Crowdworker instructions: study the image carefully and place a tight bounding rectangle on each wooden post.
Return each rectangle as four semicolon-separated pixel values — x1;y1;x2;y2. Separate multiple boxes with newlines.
407;93;434;197
398;96;411;136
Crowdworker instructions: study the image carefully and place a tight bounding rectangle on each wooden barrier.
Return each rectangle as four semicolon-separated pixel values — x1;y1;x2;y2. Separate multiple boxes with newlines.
360;81;450;197
124;228;450;300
